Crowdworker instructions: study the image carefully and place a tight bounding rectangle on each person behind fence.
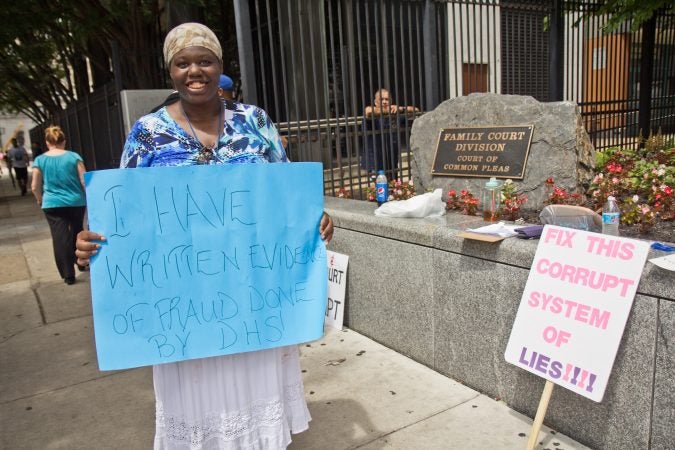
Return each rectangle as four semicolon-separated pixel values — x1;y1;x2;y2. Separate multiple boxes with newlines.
361;88;418;181
75;22;333;450
216;73;290;149
8;138;30;195
218;73;234;101
31;126;87;285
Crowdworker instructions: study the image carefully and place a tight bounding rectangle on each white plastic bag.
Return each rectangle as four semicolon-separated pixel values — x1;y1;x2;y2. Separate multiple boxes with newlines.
374;188;446;218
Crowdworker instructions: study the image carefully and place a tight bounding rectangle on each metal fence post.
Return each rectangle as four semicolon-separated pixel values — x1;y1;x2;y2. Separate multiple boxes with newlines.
422;0;439;111
110;41;124;96
110;40;127;146
548;0;564;101
638;14;656;145
233;0;259;105
84;95;96;169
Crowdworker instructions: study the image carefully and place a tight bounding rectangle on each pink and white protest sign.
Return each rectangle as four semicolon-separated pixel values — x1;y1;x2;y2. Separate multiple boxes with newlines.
504;225;650;402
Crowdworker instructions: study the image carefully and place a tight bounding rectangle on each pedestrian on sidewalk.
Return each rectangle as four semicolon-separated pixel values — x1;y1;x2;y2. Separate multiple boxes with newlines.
2;149;15;187
31;126;87;285
8;138;29;195
75;22;333;450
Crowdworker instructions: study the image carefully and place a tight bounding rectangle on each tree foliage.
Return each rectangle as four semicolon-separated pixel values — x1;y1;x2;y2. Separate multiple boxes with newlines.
0;0;239;123
593;0;675;32
0;0;167;122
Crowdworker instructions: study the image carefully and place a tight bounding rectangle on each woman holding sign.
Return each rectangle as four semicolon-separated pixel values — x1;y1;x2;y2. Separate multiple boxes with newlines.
76;23;333;449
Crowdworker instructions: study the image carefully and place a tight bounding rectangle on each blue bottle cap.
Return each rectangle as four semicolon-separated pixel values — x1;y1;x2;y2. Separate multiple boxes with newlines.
651;242;674;252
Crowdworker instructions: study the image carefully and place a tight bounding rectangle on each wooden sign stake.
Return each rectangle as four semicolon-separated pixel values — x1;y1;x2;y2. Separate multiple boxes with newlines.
526;380;554;450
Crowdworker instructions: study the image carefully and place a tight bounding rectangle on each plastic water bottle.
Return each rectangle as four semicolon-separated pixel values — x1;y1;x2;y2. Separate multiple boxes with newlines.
482;177;502;222
602;196;620;236
375;170;388;206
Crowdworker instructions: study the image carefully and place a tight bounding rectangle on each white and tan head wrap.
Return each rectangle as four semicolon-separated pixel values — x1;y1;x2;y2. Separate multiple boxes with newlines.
163;22;222;65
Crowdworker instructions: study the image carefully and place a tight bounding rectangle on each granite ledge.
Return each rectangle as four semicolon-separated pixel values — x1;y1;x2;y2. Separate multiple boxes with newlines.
325;197;541;268
324;196;675;301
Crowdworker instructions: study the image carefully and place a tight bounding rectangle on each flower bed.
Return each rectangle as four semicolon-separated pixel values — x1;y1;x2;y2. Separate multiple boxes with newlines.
348;134;674;242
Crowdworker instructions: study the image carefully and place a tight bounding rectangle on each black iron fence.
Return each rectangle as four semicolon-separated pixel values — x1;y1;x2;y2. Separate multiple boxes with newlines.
236;0;674;199
567;1;675;147
32;0;674;200
29;81;126;171
236;0;441;197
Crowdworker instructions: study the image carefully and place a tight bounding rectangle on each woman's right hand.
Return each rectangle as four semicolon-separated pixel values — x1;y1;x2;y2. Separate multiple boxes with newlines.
75;230;106;266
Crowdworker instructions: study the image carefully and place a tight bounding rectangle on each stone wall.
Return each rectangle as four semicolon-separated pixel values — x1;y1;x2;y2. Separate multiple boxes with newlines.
324;196;674;450
410;93;595;209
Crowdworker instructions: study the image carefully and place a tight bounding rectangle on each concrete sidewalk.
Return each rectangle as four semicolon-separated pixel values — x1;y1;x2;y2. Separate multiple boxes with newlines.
0;171;590;450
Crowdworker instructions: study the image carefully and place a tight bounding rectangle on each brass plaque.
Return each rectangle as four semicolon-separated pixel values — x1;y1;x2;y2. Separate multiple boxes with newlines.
431;125;534;179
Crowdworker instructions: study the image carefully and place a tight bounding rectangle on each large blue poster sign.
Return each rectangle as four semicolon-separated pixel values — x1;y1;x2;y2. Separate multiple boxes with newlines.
84;163;327;370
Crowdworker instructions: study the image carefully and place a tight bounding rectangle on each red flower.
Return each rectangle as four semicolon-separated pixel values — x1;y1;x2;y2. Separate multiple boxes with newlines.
607;163;623;173
546;177;554;185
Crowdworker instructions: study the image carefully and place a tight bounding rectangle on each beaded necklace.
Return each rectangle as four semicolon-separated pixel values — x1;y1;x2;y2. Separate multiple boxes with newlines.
181;102;223;164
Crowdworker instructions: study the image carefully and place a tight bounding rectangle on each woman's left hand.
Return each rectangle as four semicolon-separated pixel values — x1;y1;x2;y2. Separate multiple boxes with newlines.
319;212;334;244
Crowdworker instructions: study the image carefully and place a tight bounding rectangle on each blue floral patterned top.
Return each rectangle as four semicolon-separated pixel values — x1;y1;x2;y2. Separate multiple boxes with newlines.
120;101;288;168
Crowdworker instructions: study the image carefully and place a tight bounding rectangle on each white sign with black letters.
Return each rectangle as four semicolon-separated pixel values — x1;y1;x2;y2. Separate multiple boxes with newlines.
325;251;349;330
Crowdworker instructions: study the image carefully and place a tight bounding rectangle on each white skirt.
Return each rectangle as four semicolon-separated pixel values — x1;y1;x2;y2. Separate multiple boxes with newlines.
153;345;311;450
